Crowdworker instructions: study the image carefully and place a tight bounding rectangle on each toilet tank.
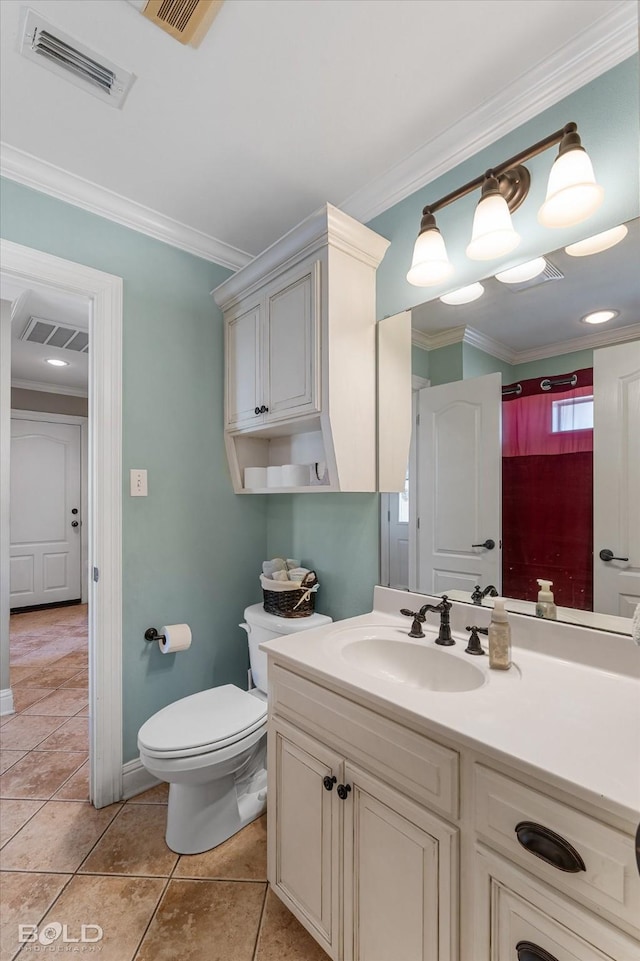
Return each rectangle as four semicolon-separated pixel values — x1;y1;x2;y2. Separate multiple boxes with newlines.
242;603;333;694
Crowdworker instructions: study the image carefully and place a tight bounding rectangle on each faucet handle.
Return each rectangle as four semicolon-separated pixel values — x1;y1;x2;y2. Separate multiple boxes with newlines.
465;625;488;655
471;585;483;605
400;608;426;638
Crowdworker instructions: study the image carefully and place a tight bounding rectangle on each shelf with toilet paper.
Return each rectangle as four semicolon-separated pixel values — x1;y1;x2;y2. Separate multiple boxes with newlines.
215;203;411;495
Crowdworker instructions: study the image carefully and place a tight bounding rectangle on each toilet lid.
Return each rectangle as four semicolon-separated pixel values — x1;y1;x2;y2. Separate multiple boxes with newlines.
137;684;267;759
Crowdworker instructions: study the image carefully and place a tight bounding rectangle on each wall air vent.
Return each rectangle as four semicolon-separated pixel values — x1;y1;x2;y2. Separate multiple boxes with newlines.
20;317;89;353
19;9;135;108
501;260;564;294
137;0;224;47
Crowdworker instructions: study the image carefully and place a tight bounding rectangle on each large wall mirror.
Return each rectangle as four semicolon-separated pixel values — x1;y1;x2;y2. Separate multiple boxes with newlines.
383;217;639;635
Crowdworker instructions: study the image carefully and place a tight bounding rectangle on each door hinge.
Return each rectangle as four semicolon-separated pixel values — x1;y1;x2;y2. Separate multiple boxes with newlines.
417;517;420;529
387;510;391;522
416;413;420;426
93;567;99;583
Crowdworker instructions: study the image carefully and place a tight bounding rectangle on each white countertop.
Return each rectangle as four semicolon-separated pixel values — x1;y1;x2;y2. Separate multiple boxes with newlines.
261;589;640;823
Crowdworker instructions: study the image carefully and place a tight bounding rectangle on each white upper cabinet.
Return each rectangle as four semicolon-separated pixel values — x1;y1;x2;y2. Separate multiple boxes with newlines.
213;203;401;494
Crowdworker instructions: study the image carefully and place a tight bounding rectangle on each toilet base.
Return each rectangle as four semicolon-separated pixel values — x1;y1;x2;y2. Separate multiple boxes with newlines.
165;771;267;855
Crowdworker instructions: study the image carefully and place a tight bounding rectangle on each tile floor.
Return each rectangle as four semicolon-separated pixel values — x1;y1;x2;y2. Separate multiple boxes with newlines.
1;605;328;961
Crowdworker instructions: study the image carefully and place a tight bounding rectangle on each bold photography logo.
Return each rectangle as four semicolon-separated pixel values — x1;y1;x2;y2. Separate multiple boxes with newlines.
19;922;103;946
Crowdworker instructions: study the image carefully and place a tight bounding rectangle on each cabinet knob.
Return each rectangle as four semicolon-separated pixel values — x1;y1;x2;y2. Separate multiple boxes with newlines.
514;821;586;873
260;405;269;413
323;775;337;792
254;407;261;416
516;941;558;961
337;783;352;800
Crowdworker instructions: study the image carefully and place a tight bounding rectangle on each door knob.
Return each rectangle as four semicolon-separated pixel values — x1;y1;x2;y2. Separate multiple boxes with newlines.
472;539;495;550
599;548;629;562
71;521;79;528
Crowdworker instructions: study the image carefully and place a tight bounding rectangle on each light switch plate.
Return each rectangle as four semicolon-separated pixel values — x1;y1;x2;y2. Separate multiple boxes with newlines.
130;469;148;496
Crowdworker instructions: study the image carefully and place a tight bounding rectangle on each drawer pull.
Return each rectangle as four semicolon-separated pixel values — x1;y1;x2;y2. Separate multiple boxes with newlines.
515;821;586;873
323;775;336;792
516;941;558;961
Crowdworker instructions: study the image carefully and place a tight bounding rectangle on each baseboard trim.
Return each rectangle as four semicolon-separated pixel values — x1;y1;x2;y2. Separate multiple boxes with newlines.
0;687;15;716
122;756;161;800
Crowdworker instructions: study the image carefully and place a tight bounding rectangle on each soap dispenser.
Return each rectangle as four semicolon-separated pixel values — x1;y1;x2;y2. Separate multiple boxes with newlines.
488;598;511;670
536;579;557;620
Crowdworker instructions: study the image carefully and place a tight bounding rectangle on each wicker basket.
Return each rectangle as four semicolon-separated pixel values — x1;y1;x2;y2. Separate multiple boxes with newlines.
262;571;318;618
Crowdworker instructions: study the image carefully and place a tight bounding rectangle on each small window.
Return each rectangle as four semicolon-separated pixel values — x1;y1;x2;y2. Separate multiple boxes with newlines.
551;395;594;433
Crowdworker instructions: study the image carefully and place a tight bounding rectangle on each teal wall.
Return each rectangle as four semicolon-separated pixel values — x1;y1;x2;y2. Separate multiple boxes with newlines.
513;348;594;380
428;343;464;386
463;344;514;381
411;345;430;381
1;178;268;762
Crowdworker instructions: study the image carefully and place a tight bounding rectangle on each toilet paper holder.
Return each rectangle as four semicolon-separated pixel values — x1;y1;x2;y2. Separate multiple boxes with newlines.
144;627;165;643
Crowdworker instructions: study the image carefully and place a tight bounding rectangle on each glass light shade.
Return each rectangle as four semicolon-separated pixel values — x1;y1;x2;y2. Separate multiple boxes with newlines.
440;283;484;305
495;257;547;284
465;193;521;261
45;358;69;366
565;224;628;257
406;228;454;287
538;148;604;228
581;309;618;325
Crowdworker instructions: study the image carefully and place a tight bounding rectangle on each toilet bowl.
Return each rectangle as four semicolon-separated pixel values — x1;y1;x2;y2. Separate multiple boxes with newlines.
137;603;332;854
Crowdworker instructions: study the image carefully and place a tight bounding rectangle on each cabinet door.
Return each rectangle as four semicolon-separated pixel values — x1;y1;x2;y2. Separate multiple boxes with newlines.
268;719;341;959
225;301;263;429
342;764;458;961
264;259;320;423
472;847;640;961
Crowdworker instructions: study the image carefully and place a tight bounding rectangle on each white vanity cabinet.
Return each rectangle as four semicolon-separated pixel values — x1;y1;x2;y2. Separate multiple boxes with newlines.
267;665;459;961
225;257;320;431
265;661;640;961
214;203;405;494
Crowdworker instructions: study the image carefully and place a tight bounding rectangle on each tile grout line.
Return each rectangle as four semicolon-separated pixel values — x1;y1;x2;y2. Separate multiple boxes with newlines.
128;875;174;961
252;882;270;961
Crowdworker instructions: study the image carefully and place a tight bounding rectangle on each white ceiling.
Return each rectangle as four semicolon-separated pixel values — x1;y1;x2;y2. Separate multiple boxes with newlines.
0;0;633;260
412;218;640;360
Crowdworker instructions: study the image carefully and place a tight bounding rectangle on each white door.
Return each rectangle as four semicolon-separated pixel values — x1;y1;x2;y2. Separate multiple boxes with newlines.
10;418;82;609
593;340;640;616
416;374;501;596
386;478;410;590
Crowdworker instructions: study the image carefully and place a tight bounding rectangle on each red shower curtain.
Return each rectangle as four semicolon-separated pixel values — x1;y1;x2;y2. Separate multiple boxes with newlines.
502;370;593;610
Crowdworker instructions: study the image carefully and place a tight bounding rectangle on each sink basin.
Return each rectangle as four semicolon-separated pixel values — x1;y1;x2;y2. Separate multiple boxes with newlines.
340;637;485;692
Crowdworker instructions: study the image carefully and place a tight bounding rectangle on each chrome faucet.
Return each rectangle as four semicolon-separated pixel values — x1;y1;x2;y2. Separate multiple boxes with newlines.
471;584;498;605
400;596;454;646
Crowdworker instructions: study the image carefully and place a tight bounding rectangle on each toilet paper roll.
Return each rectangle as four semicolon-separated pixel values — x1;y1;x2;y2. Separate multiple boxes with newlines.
281;464;310;487
159;624;192;654
266;466;283;488
244;467;267;489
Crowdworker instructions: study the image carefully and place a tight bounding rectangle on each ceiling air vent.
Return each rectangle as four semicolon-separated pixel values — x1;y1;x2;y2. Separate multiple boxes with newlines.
501;260;564;294
20;318;89;353
19;9;135;108
138;0;224;46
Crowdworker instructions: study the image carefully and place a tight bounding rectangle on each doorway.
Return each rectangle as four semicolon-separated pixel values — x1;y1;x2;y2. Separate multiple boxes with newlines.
0;240;123;808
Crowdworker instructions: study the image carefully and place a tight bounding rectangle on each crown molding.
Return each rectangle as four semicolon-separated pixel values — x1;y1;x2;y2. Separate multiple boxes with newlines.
341;2;638;225
12;378;88;398
0;143;252;271
411;322;640;365
511;323;640;364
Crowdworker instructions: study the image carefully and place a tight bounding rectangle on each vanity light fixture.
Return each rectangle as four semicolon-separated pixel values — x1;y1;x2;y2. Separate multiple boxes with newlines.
495;257;547;285
565;224;628;257
407;122;603;287
45;358;69;367
581;309;618;325
440;282;485;305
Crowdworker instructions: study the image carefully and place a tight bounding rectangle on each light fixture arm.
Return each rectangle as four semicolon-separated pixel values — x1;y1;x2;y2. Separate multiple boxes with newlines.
421;123;577;217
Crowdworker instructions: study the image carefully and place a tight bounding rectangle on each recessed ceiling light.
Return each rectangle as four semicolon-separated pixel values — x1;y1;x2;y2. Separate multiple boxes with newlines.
439;283;484;305
494;258;547;284
581;309;618;325
565;224;628;257
45;358;69;367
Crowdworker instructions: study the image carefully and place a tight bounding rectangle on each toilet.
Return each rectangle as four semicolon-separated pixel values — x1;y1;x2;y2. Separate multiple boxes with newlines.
137;603;332;854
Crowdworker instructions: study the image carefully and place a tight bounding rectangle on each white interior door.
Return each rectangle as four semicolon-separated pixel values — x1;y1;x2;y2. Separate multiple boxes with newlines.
593;340;640;616
386;476;410;590
416;374;501;596
10;418;82;609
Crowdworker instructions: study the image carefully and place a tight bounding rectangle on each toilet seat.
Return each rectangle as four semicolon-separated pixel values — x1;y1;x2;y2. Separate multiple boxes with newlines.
138;684;267;760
